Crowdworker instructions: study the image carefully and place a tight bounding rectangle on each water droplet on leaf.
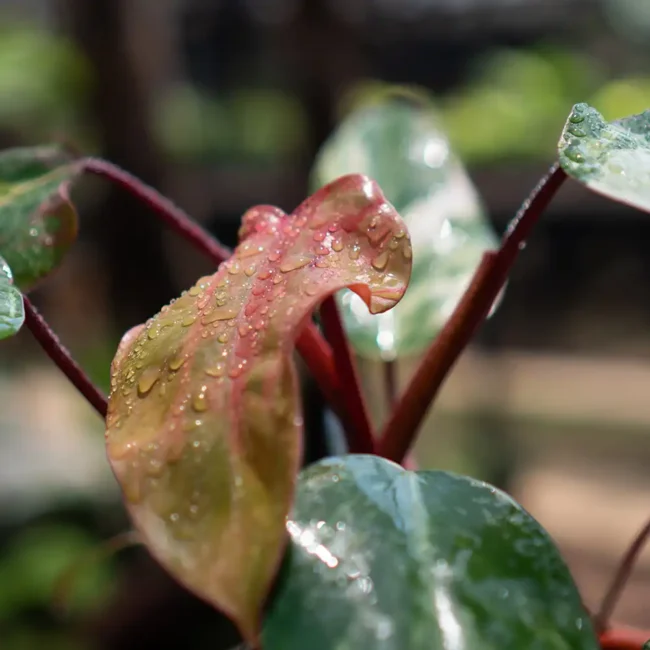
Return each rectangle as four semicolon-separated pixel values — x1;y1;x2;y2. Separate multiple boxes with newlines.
137;367;160;397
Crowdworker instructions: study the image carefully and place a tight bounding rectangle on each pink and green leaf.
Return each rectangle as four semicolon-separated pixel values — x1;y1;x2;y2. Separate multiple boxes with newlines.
105;174;412;643
0;145;82;290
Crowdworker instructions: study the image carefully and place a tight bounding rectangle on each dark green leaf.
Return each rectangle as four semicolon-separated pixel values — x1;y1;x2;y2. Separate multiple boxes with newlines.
0;254;24;339
263;455;598;650
0;145;82;289
558;103;650;213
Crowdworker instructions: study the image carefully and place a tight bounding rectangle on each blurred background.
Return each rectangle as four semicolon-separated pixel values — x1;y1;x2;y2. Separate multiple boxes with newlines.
0;0;650;647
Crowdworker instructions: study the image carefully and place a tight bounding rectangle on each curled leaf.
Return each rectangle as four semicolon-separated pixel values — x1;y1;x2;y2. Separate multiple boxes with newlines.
0;254;24;339
105;174;412;642
263;455;599;650
312;97;499;360
0;145;82;290
558;103;650;213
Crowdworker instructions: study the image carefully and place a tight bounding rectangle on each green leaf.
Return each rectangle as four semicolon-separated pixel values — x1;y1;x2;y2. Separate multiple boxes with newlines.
0;145;82;290
105;175;412;643
312;95;499;360
0;254;24;338
558;103;650;213
263;455;598;650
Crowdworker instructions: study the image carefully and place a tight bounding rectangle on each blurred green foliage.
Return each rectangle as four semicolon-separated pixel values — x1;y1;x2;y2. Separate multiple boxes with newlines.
0;22;92;144
153;84;309;164
0;524;115;620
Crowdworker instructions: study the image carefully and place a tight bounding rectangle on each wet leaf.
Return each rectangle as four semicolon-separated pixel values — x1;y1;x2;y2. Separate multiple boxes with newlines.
312;97;499;360
0;145;82;290
105;175;411;643
263;455;599;650
559;103;650;213
0;254;24;339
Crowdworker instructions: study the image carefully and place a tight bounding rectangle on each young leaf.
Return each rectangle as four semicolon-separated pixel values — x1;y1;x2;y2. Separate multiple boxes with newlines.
0;254;24;339
312;97;499;360
559;103;650;213
263;455;599;650
0;145;81;290
105;175;412;643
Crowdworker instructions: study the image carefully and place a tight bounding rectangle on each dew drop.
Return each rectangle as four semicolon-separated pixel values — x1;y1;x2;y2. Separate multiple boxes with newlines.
202;306;239;324
268;250;282;263
388;238;399;251
313;230;326;242
568;125;586;138
349;244;361;260
402;242;413;260
244;264;256;277
168;355;186;371
272;273;283;285
258;268;272;280
332;238;343;252
138;367;160;397
565;145;585;163
189;286;202;297
244;303;258;317
251;284;266;297
217;332;229;344
314;244;329;256
228;261;242;275
238;241;264;258
279;254;312;272
181;314;197;327
205;363;225;377
238;323;252;337
371;250;390;271
192;390;208;412
147;326;160;340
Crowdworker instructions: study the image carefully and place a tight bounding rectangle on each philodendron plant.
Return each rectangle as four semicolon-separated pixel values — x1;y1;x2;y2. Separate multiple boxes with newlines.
1;91;649;650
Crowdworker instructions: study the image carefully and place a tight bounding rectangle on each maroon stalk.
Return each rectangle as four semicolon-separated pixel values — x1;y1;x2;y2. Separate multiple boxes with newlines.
378;163;567;463
594;517;650;635
83;158;232;264
23;295;108;417
319;296;375;453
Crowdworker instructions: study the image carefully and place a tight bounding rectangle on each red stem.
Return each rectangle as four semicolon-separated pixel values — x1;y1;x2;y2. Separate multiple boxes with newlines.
384;360;397;406
378;163;567;463
83;158;232;263
595;518;650;634
82;158;346;422
600;627;650;649
319;297;375;453
23;295;108;418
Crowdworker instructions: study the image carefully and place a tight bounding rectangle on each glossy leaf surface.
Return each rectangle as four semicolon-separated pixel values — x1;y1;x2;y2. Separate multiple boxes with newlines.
312;98;499;360
0;254;24;339
105;175;411;642
0;145;81;289
559;103;650;213
263;455;598;650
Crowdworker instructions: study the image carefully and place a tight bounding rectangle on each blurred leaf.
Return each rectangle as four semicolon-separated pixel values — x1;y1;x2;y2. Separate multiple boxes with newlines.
0;25;91;137
0;145;82;290
590;78;650;122
0;525;114;619
312;97;498;359
105;175;411;643
558;103;650;214
0;253;24;338
440;48;602;164
263;455;599;650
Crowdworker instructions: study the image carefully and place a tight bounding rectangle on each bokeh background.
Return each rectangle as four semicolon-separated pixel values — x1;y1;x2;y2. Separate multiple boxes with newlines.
0;0;650;648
